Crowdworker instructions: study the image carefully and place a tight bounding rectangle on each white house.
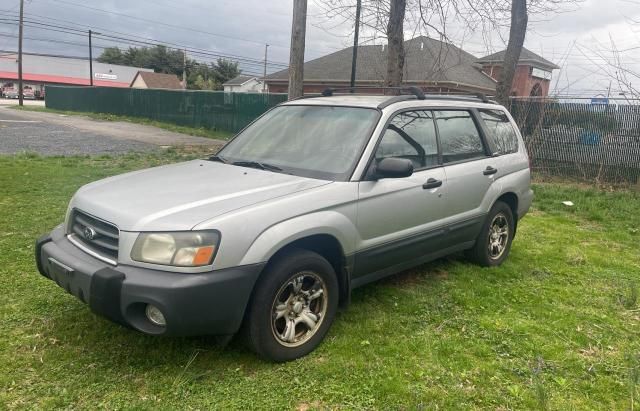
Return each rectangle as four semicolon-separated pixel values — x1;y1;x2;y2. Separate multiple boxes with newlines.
223;75;263;93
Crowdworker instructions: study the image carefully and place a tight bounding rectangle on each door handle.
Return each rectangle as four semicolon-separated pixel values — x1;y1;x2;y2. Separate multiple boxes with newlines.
483;166;498;176
423;178;443;189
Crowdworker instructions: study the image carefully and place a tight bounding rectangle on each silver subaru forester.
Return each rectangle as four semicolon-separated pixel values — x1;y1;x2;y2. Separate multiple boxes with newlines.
36;91;533;362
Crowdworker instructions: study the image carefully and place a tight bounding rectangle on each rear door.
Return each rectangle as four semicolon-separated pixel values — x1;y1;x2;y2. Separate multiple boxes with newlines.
354;110;446;281
435;109;498;245
477;108;527;176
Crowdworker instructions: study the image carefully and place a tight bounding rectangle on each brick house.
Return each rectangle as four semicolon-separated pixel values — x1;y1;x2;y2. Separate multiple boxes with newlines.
265;37;559;98
265;36;497;95
475;48;560;97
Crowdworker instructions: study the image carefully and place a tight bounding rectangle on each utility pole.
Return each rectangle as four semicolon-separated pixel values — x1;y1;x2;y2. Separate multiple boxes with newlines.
18;0;24;106
263;43;269;93
288;0;307;100
88;30;94;86
182;48;187;89
349;0;362;91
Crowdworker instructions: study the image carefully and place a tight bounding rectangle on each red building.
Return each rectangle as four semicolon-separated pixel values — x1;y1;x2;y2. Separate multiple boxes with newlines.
475;48;560;97
0;51;151;97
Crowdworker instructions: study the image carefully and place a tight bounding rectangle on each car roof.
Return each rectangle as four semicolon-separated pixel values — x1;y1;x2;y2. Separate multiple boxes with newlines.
281;94;505;110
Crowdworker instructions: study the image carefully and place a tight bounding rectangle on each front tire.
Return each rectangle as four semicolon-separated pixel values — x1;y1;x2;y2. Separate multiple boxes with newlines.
467;201;515;267
245;249;339;362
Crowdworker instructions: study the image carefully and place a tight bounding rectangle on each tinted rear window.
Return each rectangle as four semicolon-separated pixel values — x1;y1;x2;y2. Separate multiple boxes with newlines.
479;109;519;154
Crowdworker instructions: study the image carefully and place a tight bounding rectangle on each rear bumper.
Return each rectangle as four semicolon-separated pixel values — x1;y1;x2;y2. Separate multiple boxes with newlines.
35;226;264;336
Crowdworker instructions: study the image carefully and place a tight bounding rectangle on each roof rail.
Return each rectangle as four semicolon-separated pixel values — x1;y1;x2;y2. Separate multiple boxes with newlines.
320;86;426;100
291;88;498;107
377;95;417;109
421;92;496;104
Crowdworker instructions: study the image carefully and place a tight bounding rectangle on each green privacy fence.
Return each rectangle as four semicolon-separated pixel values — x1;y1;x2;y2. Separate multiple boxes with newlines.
45;86;288;133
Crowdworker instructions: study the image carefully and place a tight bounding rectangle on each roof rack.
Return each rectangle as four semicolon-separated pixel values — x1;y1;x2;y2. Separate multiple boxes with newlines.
320;86;426;100
377;93;496;109
418;93;495;103
292;87;497;108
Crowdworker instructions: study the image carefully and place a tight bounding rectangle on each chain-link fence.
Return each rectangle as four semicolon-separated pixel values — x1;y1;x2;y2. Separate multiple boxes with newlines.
510;97;640;186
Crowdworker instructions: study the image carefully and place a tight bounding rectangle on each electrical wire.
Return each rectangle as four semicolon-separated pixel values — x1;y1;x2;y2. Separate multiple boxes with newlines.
0;18;286;75
0;11;289;68
44;0;341;54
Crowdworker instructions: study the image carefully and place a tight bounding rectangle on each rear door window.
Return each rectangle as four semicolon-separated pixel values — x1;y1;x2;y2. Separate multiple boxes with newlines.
479;109;519;154
434;110;487;163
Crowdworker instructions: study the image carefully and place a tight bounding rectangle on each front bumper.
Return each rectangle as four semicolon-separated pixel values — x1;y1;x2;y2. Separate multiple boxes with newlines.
35;226;265;336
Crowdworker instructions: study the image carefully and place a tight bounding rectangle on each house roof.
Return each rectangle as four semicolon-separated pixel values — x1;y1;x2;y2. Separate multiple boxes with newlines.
131;71;183;89
223;74;256;86
476;47;560;70
0;51;151;87
265;36;497;91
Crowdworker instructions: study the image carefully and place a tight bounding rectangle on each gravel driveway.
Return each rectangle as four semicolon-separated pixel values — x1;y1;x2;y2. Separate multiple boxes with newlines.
0;106;223;156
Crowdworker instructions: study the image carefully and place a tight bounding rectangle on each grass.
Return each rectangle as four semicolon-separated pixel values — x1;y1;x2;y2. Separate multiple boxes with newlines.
11;105;234;141
0;152;639;409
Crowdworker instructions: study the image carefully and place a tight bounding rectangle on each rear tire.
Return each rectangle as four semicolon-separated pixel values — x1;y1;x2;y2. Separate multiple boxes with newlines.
245;249;339;362
467;201;515;267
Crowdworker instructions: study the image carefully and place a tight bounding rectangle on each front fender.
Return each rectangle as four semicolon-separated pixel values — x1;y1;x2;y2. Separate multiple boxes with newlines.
238;210;359;266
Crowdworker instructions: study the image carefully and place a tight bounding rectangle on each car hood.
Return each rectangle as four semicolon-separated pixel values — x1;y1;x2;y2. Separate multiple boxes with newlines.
70;160;331;231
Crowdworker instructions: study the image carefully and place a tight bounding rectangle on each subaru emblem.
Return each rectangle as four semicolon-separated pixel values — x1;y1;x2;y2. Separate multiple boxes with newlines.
83;227;97;241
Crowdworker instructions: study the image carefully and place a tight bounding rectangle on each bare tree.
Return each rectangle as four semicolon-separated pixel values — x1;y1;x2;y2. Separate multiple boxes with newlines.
579;32;640;99
495;0;528;106
386;0;406;86
315;0;580;96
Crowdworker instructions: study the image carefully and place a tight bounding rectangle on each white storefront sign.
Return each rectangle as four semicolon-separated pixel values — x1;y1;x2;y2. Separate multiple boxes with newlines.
531;68;552;80
94;73;118;80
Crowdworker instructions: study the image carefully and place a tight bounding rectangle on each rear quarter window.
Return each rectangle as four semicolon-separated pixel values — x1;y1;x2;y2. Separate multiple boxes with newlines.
479;109;519;155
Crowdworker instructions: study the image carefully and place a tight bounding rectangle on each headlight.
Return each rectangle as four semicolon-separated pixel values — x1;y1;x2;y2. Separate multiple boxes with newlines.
131;231;220;267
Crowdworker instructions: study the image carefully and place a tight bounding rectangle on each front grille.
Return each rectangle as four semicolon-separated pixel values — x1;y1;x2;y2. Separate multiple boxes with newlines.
70;209;119;261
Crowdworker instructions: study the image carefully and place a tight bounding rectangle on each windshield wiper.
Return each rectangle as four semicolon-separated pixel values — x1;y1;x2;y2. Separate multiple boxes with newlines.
232;161;282;172
207;155;229;164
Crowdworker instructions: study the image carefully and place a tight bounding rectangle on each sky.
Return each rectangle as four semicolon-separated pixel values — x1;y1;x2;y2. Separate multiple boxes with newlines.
1;0;639;97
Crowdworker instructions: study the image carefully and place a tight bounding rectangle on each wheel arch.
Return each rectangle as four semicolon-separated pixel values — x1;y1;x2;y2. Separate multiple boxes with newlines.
240;233;351;335
495;191;519;234
239;211;358;316
267;234;351;308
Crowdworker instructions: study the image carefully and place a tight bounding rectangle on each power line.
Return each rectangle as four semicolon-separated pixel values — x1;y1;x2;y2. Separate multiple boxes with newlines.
44;0;339;54
47;0;282;47
0;31;113;50
0;18;288;71
1;10;289;66
0;11;290;67
0;47;266;78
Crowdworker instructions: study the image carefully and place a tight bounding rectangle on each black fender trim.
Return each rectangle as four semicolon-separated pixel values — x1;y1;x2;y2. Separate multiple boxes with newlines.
35;233;53;278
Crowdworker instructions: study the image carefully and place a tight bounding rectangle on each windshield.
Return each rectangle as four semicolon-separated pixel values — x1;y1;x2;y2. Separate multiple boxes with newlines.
217;105;380;180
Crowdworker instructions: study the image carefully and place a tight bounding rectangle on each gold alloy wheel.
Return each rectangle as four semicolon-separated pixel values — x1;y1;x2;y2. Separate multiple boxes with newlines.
271;271;328;348
488;212;509;260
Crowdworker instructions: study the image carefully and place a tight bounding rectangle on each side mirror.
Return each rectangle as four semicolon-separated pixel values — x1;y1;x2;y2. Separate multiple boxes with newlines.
374;157;414;179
